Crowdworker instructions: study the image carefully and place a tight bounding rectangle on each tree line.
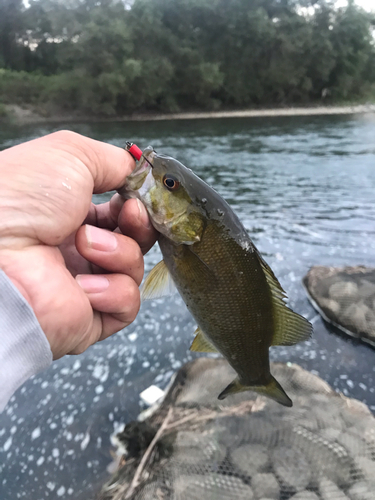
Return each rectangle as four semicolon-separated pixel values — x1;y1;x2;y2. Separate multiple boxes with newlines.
0;0;374;116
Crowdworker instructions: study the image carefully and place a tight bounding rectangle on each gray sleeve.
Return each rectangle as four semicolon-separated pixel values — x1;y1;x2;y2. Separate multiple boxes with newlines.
0;270;53;411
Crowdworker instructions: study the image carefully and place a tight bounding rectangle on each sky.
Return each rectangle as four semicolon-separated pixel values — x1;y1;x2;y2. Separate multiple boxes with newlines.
21;0;375;13
336;0;374;11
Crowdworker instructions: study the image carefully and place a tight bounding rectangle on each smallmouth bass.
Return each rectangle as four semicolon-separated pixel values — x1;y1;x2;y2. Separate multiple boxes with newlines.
119;146;312;407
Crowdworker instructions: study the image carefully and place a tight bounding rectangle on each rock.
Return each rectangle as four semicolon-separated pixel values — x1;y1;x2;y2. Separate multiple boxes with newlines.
347;481;375;500
303;265;375;344
173;431;227;466
287;365;333;395
352;456;375;482
363;424;375;458
337;431;367;458
297;418;320;431
289;491;320;500
218;413;281;449
318;478;350;500
313;410;346;432
272;446;311;491
214;416;276;450
134;481;167;500
364;305;375;323
329;281;358;301
101;359;375;500
358;280;375;299
231;444;269;477
342;303;370;333
320;428;342;441
173;473;254;500
251;473;280;499
367;320;375;335
319;297;341;316
175;359;249;407
291;425;353;487
308;393;343;420
342;399;374;422
4;104;45;125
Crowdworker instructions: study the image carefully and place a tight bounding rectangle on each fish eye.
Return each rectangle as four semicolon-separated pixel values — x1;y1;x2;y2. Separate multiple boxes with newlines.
163;174;180;191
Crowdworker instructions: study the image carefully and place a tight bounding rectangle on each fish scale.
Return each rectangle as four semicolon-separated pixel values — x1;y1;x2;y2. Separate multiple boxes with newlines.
160;220;274;385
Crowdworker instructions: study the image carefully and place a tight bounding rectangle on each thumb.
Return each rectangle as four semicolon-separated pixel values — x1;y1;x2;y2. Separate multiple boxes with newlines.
43;130;136;193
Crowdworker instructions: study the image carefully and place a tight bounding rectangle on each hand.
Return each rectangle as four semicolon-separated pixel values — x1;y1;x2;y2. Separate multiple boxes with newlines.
0;131;158;359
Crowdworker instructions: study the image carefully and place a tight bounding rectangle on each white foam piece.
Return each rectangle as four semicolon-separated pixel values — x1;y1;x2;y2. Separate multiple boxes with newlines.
140;385;165;406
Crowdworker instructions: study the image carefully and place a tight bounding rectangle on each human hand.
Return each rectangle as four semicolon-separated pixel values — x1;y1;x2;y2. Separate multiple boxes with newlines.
0;131;158;359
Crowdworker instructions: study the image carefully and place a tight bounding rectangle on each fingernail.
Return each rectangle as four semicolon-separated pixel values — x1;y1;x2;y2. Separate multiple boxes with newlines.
137;199;151;229
86;225;118;251
76;275;110;293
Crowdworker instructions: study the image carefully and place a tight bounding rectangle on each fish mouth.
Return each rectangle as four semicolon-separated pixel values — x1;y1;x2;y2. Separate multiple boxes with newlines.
128;149;156;180
118;153;154;197
130;155;150;176
127;156;150;179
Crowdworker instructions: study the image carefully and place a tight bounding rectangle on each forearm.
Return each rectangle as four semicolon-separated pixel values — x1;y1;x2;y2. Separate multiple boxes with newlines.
0;270;52;411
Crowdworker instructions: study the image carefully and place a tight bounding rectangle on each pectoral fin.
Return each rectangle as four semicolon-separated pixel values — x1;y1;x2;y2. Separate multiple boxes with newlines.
190;327;218;353
141;260;177;301
218;375;292;407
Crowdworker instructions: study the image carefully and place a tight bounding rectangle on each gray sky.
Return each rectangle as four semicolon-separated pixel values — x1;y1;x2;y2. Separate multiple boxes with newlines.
336;0;374;11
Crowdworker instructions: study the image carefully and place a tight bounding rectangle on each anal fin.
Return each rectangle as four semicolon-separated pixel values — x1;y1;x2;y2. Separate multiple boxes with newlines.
190;327;218;353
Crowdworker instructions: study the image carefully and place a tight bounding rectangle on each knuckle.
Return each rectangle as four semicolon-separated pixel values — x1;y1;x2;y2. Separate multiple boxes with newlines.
50;130;80;143
126;237;143;260
124;238;144;283
124;279;141;323
69;341;90;355
134;246;144;274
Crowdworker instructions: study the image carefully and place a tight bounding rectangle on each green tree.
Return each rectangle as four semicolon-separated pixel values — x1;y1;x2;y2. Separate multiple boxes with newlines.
0;0;27;69
329;3;375;99
1;0;375;114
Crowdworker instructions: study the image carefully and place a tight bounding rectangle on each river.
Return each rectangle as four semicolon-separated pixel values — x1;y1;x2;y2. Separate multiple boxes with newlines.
0;113;375;499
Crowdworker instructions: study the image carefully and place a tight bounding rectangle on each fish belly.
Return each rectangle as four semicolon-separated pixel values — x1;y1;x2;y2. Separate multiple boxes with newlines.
159;223;274;385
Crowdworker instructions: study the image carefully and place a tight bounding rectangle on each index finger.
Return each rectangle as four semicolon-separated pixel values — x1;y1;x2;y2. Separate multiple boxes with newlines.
43;130;136;194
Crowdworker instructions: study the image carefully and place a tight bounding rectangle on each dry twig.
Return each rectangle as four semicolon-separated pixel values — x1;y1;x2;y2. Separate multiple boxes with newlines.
125;408;173;499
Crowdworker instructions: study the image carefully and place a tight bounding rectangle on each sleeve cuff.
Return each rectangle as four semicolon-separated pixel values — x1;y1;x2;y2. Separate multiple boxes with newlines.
0;270;53;411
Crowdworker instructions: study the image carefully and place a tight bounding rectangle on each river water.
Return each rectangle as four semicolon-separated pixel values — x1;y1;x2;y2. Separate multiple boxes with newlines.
0;114;375;499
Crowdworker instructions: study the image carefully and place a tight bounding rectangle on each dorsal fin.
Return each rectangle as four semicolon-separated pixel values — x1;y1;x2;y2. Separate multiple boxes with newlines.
141;260;177;301
190;327;218;353
259;256;312;346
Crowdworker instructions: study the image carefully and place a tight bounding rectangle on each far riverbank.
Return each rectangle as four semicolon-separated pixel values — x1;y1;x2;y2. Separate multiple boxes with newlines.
3;103;375;126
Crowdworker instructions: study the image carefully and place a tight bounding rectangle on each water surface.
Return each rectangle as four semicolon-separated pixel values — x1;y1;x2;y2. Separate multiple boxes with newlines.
1;114;374;499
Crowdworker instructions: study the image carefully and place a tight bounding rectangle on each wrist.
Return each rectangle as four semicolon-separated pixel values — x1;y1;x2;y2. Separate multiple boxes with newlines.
0;270;52;411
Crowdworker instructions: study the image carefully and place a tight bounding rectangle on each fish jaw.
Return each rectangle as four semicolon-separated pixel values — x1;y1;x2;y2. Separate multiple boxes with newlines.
119;145;157;196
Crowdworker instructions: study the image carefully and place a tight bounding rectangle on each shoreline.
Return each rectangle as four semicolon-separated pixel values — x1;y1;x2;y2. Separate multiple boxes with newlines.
4;103;375;125
123;104;375;121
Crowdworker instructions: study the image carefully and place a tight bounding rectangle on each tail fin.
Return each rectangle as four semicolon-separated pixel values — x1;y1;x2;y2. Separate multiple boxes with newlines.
218;375;292;407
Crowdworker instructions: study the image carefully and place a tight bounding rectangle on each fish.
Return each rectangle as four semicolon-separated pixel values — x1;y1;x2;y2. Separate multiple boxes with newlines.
118;146;312;407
